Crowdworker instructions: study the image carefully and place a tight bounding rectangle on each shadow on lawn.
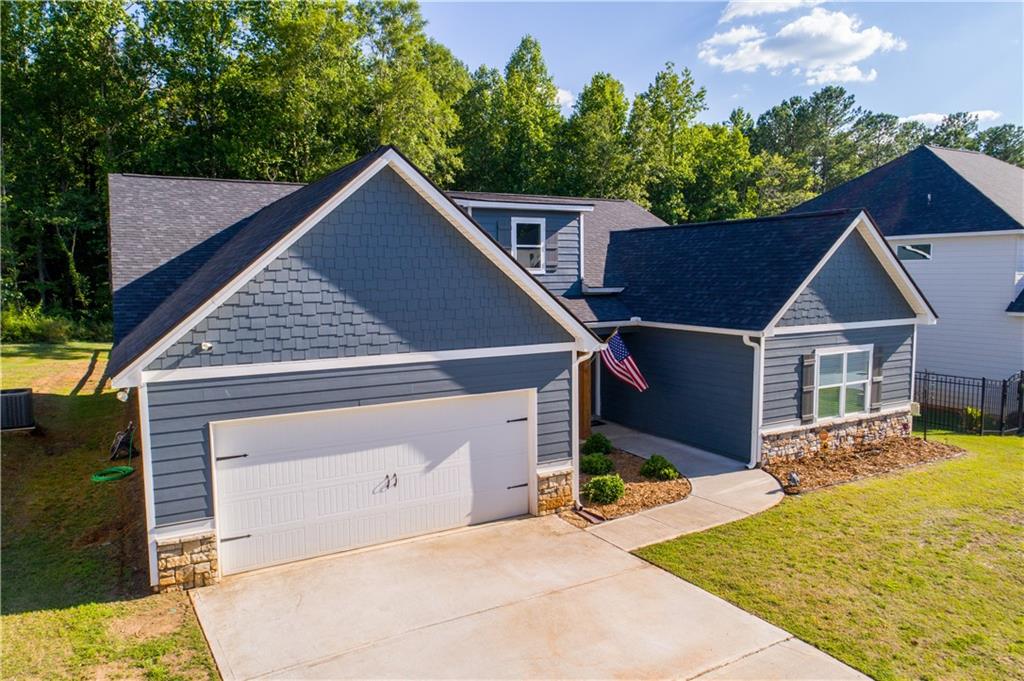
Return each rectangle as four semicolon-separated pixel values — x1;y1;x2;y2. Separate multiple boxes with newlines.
1;392;149;615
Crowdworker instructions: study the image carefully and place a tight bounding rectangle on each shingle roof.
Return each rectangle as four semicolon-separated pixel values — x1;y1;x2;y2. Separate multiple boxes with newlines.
108;174;302;342
448;191;667;287
1008;288;1024;314
107;147;390;378
602;209;866;330
791;146;1023;236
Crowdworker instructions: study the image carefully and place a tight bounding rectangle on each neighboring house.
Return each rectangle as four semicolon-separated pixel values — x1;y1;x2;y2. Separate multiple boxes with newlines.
792;145;1024;380
109;147;935;590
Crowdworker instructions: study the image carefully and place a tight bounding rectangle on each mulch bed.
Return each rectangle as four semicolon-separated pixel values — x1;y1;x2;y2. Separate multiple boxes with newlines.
559;449;691;527
763;436;966;493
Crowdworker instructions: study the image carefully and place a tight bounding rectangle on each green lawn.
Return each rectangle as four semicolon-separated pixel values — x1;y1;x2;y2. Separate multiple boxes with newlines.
1;343;217;680
638;432;1024;680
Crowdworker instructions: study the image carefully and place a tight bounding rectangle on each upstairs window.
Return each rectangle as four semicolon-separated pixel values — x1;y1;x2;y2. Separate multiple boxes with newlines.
897;243;931;261
815;347;872;420
511;218;546;273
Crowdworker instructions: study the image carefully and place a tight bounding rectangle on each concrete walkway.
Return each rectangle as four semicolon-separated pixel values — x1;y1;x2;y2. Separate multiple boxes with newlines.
587;422;784;550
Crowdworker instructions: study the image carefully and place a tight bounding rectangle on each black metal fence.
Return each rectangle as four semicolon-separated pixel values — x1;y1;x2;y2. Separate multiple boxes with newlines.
914;370;1024;435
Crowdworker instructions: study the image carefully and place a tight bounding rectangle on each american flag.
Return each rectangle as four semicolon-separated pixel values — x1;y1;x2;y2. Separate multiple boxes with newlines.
601;331;648;392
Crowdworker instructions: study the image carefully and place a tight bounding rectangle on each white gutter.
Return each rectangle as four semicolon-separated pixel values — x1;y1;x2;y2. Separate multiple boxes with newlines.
741;335;763;469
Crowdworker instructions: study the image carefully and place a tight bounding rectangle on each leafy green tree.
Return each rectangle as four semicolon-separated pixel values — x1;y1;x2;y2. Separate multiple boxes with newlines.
556;73;639;200
453;65;504;190
925;112;980;150
682;124;758;221
727;107;754;138
752;153;816;215
852;112;927;171
976;124;1024;167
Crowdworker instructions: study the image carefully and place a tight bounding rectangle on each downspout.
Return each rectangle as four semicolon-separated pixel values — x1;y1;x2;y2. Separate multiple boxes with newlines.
572;349;596;504
741;335;763;469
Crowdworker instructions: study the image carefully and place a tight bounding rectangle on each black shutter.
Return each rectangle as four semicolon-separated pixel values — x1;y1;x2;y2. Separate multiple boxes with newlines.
870;347;885;411
800;354;816;423
544;228;559;273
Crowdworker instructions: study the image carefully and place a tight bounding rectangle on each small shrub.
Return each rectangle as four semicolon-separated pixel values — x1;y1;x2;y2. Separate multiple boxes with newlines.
580;452;614;475
640;454;680;481
964;407;982;433
581;432;613;456
583;474;625;504
1;306;73;343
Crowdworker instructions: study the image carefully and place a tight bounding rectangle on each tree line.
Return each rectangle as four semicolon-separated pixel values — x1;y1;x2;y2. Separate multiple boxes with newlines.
3;0;1022;328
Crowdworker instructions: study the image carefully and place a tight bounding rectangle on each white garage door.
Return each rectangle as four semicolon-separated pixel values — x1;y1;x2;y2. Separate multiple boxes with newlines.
211;390;533;575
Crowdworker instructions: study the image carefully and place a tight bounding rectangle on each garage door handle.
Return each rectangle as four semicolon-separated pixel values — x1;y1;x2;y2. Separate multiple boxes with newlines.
507;483;528;489
221;534;251;542
216;454;248;462
506;417;528;423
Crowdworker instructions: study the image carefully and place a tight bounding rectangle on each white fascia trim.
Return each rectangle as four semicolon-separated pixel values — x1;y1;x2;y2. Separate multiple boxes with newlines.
141;342;577;384
770;318;920;336
1008;312;1024;317
581;286;626;295
584;318;762;337
151;517;216;541
886;229;1023;240
113;151;600;387
764;213;937;337
452;199;595;213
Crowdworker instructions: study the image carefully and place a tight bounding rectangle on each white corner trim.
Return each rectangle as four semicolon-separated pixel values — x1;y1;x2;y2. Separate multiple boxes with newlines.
886;229;1023;240
452;198;595;213
137;385;159;586
741;335;763;469
764;213;937;336
113;150;600;387
770;318;920;336
141;342;577;384
579;212;585;281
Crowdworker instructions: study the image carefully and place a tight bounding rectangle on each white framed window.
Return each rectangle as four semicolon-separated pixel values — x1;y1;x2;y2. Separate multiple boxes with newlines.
815;345;873;421
896;243;931;261
511;217;545;273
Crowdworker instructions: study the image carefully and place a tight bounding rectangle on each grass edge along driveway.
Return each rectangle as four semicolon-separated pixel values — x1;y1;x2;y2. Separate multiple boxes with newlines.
637;432;1024;681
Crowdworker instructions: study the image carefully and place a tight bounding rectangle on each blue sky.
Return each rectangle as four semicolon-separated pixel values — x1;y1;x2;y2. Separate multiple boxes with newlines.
420;2;1023;128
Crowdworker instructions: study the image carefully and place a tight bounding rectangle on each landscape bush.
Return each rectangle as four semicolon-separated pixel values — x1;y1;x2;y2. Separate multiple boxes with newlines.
583;474;625;504
639;454;680;481
1;306;112;344
580;432;613;456
580;452;614;475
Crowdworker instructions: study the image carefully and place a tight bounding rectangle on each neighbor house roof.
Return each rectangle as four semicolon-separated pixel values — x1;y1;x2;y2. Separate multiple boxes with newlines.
1008;288;1024;314
791;145;1024;236
601;209;878;331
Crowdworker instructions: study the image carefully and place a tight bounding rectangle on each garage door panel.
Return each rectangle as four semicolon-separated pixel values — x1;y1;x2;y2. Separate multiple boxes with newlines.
213;391;533;575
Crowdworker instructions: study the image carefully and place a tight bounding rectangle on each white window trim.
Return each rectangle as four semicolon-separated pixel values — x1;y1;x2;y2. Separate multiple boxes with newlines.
511;217;547;274
814;345;873;423
896;243;932;261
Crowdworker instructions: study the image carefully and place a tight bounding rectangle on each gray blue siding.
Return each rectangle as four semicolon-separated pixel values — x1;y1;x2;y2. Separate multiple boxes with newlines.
763;325;914;426
779;230;914;326
146;352;572;526
599;328;754;462
148;168;569;371
471;208;581;295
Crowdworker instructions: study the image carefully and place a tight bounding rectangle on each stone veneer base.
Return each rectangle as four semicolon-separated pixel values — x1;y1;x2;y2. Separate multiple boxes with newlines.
536;468;574;515
156;532;218;591
761;409;912;463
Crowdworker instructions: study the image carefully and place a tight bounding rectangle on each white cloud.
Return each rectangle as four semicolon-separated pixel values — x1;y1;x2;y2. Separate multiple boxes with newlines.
899;110;1003;126
700;8;906;84
720;0;823;23
555;88;575;113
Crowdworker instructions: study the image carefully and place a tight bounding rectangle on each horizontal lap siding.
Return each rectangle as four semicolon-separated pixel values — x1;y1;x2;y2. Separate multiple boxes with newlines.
146;352;572;526
600;328;753;462
763;325;914;426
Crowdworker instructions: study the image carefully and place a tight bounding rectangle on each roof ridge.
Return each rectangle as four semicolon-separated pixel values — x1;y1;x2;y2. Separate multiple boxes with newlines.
113;172;307;186
618;208;858;233
924;146;1024;228
449;189;630;204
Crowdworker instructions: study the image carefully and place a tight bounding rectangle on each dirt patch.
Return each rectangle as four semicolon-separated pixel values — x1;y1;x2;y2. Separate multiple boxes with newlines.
92;661;145;681
108;600;184;641
763;436;966;492
565;450;691;524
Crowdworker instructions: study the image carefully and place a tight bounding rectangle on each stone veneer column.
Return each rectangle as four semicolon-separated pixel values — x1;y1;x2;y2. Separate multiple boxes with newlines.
155;532;219;591
760;409;912;463
536;468;574;515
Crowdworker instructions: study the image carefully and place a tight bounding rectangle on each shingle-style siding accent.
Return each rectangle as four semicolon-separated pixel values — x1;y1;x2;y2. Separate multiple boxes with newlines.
471;208;581;295
762;325;914;427
598;328;754;462
147;168;569;371
146;352;572;525
778;230;915;326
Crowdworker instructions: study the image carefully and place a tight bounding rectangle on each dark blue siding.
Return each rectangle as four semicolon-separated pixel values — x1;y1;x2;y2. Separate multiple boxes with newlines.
779;230;915;326
763;325;914;426
599;328;754;462
148;168;570;371
471;208;581;295
146;352;572;526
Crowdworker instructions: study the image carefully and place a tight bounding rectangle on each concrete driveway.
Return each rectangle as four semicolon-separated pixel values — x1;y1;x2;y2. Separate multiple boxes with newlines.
192;516;864;680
